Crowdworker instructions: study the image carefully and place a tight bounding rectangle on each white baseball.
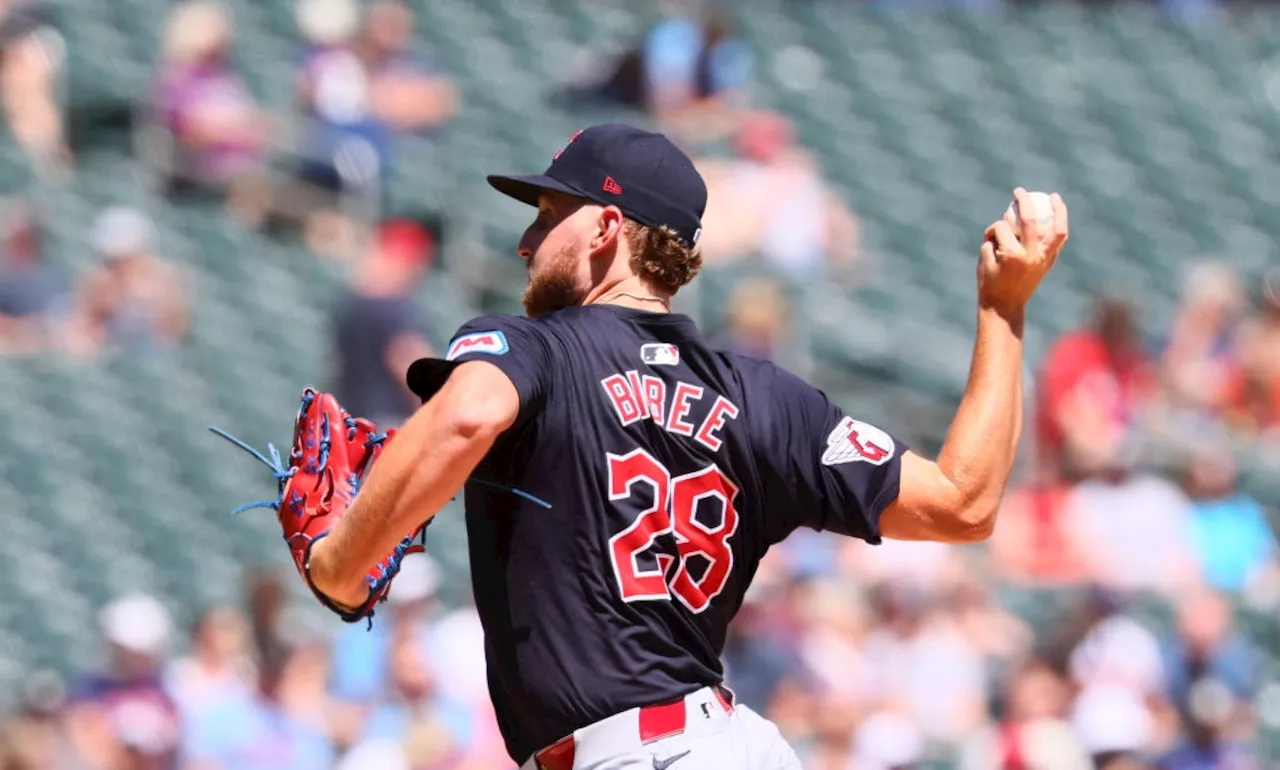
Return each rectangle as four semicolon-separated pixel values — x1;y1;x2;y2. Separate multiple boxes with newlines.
1006;191;1055;232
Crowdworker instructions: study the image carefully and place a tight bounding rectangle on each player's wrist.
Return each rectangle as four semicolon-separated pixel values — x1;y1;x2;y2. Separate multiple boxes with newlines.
976;301;1026;334
305;537;369;612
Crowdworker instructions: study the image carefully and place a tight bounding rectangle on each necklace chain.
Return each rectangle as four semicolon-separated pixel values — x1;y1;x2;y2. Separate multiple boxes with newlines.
600;291;670;309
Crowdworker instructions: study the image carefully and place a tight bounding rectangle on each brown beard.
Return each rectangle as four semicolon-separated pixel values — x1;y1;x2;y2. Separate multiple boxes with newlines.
522;240;587;318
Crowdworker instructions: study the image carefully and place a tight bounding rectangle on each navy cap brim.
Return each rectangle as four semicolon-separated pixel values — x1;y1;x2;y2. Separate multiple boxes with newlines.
487;174;585;207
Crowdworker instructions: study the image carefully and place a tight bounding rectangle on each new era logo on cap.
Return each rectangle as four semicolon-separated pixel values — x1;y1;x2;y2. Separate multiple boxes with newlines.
486;124;707;247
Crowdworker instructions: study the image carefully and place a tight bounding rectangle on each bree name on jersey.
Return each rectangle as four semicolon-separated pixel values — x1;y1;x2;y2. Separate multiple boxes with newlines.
601;371;739;452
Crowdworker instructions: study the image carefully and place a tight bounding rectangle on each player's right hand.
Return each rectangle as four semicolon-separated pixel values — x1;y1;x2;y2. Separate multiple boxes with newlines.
977;188;1068;317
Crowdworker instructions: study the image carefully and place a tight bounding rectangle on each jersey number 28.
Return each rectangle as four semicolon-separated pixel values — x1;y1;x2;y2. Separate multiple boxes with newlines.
606;448;740;613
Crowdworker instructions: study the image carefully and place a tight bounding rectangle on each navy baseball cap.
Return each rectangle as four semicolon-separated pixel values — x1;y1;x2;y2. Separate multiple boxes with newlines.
487;124;707;247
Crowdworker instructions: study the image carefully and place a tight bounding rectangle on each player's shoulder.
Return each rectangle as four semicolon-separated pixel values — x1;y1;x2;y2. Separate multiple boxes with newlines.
716;349;811;398
444;312;550;361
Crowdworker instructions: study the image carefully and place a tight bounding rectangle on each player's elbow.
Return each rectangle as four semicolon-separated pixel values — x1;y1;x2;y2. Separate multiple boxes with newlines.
937;482;1001;543
946;500;998;543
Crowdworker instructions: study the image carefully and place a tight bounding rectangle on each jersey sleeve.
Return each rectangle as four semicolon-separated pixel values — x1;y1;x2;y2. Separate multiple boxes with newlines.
405;314;554;424
755;364;907;545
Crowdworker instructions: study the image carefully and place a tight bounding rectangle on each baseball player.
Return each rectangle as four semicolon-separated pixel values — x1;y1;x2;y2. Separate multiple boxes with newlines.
242;123;1066;769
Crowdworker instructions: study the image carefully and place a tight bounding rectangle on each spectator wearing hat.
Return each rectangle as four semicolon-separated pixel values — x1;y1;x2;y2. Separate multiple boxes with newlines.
330;219;437;427
1069;683;1158;769
290;0;458;253
68;206;188;355
295;0;457;183
851;711;926;770
64;594;182;770
150;0;268;198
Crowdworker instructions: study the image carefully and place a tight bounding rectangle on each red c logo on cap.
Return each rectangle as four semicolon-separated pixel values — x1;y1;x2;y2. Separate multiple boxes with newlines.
553;129;585;160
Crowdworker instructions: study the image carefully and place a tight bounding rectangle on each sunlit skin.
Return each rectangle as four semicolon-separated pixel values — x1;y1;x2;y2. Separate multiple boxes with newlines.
519;191;672;318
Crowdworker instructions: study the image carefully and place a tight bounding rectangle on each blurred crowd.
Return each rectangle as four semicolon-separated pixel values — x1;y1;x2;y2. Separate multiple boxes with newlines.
0;562;510;770
0;0;1278;769
1;495;1275;770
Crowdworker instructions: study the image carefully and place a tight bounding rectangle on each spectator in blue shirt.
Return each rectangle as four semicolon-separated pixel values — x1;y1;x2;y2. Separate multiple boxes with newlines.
641;4;752;141
566;2;752;142
183;643;334;770
294;0;457;237
0;198;64;356
1180;448;1277;594
1163;587;1259;728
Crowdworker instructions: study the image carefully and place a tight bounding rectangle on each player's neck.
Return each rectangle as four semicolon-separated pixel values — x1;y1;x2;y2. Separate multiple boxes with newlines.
587;278;672;314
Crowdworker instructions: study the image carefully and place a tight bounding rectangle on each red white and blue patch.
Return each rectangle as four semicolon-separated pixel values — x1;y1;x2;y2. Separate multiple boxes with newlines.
446;331;509;361
641;343;680;367
822;417;894;466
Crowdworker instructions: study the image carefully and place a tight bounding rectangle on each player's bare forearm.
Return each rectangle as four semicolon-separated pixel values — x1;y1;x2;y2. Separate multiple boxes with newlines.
883;307;1024;543
308;362;518;607
882;190;1066;543
937;306;1025;516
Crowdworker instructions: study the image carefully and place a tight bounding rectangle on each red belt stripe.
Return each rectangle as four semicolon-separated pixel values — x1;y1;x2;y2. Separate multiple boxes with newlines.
534;688;734;770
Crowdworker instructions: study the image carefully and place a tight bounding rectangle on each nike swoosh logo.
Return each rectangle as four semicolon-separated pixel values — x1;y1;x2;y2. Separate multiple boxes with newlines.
653;750;692;770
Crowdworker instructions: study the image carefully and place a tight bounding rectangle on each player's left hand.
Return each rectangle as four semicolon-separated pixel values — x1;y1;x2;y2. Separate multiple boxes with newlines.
977;188;1069;317
211;388;428;625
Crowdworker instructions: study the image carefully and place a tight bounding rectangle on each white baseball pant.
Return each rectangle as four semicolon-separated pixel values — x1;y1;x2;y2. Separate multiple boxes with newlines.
519;686;802;770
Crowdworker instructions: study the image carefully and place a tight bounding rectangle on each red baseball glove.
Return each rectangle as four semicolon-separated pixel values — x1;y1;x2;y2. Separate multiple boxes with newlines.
211;387;427;625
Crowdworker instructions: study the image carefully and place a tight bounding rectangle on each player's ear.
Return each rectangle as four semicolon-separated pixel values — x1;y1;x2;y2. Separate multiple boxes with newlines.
589;205;626;256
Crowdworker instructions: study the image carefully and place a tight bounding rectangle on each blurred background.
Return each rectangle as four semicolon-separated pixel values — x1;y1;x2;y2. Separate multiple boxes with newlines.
1;0;1279;768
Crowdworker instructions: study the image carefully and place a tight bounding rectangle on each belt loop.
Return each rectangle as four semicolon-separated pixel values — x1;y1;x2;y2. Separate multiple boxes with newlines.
715;685;735;713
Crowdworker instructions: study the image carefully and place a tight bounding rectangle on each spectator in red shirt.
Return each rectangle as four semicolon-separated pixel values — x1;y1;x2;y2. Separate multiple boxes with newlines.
990;467;1093;587
1035;296;1156;481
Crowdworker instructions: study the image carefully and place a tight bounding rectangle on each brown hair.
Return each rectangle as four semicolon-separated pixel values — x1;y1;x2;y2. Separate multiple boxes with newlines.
623;220;702;296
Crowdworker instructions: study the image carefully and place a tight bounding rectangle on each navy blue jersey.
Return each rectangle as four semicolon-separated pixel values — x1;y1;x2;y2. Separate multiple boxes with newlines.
407;304;906;762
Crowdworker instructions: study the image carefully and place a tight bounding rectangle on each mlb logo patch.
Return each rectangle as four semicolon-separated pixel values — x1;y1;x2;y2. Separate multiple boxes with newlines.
641;343;680;367
446;331;509;361
822;417;895;466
